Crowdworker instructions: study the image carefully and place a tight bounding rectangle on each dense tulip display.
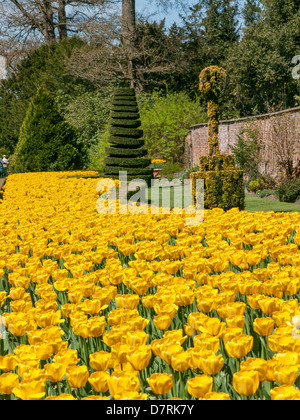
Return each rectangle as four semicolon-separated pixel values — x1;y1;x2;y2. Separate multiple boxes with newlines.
1;172;300;400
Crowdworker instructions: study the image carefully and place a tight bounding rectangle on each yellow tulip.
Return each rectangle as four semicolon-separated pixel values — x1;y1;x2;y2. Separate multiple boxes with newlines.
200;353;224;376
270;385;300;400
88;371;110;393
45;394;77;401
153;315;172;331
232;370;260;397
89;351;111;371
107;371;140;398
225;335;253;359
44;363;66;383
66;365;89;389
13;379;46;400
201;392;230;400
253;317;275;336
126;346;152;371
0;373;19;395
187;375;213;399
274;365;299;386
147;373;173;395
170;352;191;372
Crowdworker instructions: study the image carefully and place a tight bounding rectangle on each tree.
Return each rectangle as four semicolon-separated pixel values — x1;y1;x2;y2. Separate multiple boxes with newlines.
12;86;84;172
104;87;152;183
242;0;262;27
0;37;90;154
0;0;110;46
66;17;186;93
225;0;300;115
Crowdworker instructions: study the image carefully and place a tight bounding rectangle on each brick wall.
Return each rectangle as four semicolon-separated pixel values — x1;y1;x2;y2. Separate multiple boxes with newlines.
184;107;300;179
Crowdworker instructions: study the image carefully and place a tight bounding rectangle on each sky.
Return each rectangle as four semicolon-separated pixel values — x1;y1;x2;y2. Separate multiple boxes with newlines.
135;0;197;28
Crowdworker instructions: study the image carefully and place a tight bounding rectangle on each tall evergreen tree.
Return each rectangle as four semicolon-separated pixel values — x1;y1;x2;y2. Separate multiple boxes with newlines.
12;86;84;173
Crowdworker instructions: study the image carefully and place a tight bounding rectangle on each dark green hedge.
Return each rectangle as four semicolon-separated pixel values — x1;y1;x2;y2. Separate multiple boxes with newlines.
109;119;141;128
104;166;153;176
104;157;151;168
110;112;140;120
105;146;147;157
114;88;136;96
108;136;145;148
111;106;139;113
112;100;138;107
109;126;143;138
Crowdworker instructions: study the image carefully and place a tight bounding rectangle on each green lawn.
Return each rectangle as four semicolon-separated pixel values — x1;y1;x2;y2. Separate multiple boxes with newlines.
145;185;300;213
244;195;300;213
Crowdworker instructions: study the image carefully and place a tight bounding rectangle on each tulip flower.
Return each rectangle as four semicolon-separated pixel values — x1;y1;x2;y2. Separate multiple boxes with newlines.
253;317;275;337
89;351;111;371
88;371;110;393
107;371;140;398
187;375;213;399
270;385;300;401
13;379;46;400
44;363;66;383
225;335;253;359
171;352;191;372
200;353;224;376
147;373;173;395
0;373;20;395
126;346;152;371
274;365;299;386
153;314;172;331
66;365;89;389
201;392;231;400
45;394;78;401
232;370;260;397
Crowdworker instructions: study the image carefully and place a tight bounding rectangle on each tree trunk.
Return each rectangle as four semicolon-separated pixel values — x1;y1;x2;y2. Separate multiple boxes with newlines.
58;0;68;40
42;0;56;44
122;0;136;88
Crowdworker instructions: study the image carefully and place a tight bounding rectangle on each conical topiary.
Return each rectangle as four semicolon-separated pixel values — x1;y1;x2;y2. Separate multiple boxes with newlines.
104;87;152;184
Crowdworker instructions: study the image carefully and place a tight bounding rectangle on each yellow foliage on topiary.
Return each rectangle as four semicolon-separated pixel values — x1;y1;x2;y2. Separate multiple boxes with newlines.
199;66;227;157
190;66;245;211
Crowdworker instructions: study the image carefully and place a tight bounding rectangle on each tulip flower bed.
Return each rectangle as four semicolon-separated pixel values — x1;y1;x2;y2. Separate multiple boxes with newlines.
1;172;300;400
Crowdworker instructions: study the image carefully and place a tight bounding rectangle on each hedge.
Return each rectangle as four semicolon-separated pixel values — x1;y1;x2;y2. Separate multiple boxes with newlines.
109;119;142;128
104;157;151;168
108;136;145;148
108;126;143;138
105;146;148;157
110;112;140;120
104;87;152;185
190;154;245;211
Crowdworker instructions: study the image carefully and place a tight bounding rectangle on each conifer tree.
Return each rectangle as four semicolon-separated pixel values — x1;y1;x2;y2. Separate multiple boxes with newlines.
12;86;84;173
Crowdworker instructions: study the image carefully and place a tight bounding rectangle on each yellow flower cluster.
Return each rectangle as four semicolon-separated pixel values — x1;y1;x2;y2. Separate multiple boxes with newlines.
1;172;300;400
151;160;166;164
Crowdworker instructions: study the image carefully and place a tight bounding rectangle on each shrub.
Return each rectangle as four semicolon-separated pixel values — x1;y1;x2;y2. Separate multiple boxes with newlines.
248;178;274;193
161;162;184;176
138;91;206;164
257;189;273;198
11;86;84;173
276;178;300;203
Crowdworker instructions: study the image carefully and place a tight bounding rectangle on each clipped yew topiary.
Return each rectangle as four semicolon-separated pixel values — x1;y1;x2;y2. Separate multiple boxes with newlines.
104;87;152;184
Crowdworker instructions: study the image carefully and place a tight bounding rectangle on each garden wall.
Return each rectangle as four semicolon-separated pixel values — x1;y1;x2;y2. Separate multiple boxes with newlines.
184;106;300;179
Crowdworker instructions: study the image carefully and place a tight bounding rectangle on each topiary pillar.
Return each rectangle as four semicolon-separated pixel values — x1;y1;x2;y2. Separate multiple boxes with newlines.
104;87;152;185
191;66;245;211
